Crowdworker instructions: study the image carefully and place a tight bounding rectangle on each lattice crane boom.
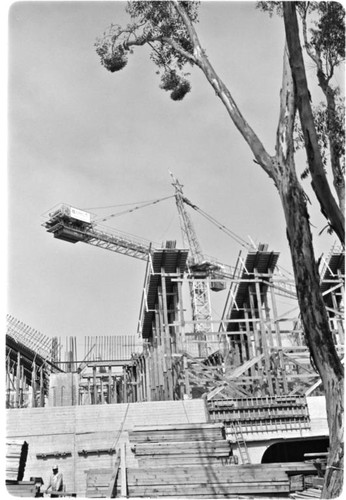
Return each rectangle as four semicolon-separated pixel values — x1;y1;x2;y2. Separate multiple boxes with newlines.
170;173;218;357
42;204;152;261
169;173;204;265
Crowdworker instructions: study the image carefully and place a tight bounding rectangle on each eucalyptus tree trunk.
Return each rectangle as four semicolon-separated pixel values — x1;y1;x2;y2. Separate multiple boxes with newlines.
279;159;344;500
275;66;344;497
283;2;345;244
173;3;344;496
299;5;346;217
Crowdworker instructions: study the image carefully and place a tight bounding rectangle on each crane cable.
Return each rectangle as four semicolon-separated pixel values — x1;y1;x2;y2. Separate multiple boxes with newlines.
91;195;175;223
86;192;278;257
182;197;252;250
190;201;295;278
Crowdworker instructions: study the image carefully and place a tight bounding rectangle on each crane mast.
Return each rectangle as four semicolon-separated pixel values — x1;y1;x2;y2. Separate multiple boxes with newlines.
169;175;203;265
170;173;215;357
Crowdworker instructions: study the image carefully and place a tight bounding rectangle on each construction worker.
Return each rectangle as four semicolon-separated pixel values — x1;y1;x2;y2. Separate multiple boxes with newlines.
45;465;63;497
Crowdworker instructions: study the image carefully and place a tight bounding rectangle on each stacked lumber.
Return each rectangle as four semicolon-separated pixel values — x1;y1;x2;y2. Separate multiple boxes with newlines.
129;422;226;442
125;421;320;498
85;468;116;498
125;462;319;498
85;447;123;498
290;486;323;499
289;474;304;491
6;439;28;482
126;463;293;497
129;423;230;466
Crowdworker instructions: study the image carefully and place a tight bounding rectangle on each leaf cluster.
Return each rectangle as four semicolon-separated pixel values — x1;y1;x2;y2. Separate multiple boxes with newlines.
95;24;130;72
310;2;345;66
160;69;191;100
257;1;345;73
294;96;345;179
95;1;200;100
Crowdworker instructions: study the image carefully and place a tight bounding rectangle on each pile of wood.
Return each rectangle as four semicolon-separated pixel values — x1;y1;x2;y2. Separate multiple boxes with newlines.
6;439;28;482
122;423;319;498
6;440;35;497
125;462;319;498
128;422;231;466
84;422;321;498
289;459;325;499
290;486;323;499
125;463;291;497
86;467;118;498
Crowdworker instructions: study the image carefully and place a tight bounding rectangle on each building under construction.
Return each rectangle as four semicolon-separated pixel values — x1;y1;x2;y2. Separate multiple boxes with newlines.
6;178;344;498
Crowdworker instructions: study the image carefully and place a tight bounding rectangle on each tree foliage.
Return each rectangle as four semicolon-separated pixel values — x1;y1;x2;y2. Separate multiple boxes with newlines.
258;0;345;229
95;1;200;100
296;95;345;178
310;1;345;68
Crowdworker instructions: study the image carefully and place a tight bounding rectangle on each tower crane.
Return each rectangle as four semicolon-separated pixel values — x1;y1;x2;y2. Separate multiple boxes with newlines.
43;191;292;364
170;173;225;357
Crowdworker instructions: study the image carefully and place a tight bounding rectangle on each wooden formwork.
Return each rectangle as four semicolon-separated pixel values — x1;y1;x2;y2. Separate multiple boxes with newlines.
130;246;344;402
72;246;344;408
11;247;342;410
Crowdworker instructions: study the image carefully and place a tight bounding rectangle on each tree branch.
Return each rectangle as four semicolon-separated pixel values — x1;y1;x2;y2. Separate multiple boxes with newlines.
275;47;296;169
161;36;198;64
298;5;345;213
172;0;275;180
283;2;345;244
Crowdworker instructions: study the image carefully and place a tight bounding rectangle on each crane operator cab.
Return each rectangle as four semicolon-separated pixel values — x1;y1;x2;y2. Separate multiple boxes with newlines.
189;261;226;292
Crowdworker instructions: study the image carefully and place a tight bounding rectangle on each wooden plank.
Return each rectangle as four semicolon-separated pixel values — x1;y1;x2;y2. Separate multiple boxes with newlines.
133;439;231;454
133;460;318;472
132;423;224;431
133;439;230;447
129;432;225;443
133;440;231;456
130;428;224;436
126;464;291;475
127;469;289;485
120;443;127;498
127;482;290;496
137;456;231;466
106;450;121;498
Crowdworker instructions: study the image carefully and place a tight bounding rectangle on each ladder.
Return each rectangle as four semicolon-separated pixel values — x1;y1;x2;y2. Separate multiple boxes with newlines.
231;423;251;464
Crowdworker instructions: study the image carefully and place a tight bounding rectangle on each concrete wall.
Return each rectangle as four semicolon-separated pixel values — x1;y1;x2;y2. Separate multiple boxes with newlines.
6;399;209;497
48;373;79;406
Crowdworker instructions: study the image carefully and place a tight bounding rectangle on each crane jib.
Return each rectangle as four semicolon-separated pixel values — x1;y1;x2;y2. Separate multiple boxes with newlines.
43;205;150;260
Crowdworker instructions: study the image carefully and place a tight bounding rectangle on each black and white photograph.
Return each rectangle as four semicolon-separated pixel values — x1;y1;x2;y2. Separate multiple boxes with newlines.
5;1;345;498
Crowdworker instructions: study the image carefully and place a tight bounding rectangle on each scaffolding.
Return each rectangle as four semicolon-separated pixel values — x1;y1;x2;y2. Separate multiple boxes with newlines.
7;242;344;413
6;315;63;408
128;245;344;405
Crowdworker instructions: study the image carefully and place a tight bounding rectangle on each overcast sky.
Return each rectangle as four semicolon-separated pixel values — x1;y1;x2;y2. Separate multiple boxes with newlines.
6;1;340;359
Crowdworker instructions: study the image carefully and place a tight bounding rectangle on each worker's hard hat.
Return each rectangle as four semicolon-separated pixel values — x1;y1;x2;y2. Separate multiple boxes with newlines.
52;465;58;470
